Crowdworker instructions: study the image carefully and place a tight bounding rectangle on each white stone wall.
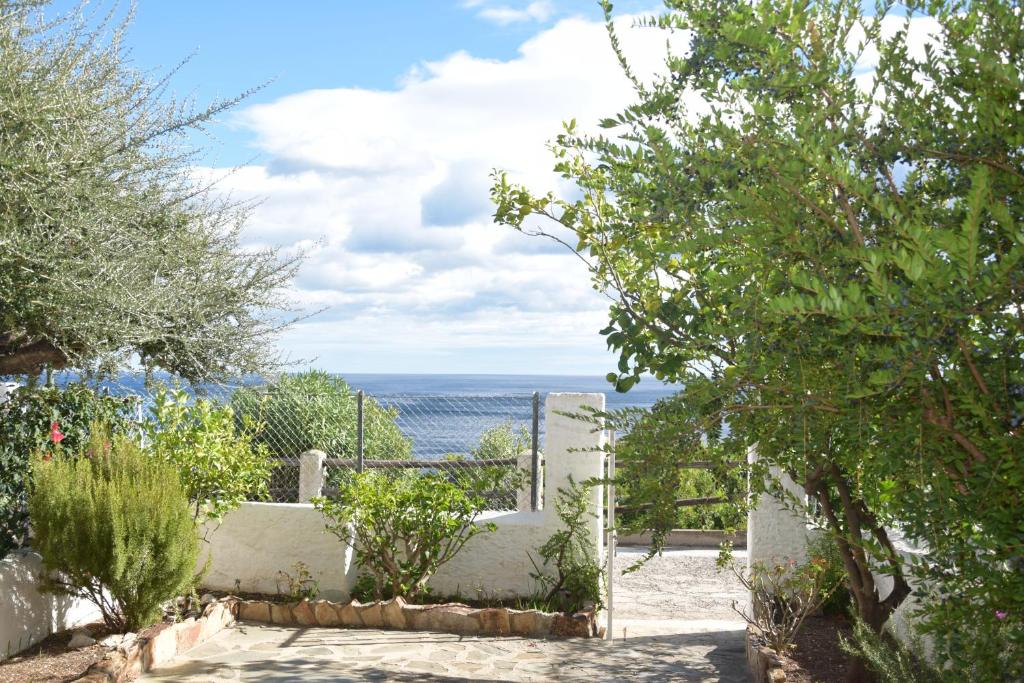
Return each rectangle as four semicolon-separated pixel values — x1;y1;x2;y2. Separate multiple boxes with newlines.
198;393;606;602
0;551;102;660
746;450;817;568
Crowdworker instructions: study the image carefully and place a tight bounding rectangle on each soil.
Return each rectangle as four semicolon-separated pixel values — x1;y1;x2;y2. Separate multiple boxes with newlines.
784;613;853;682
0;622;118;683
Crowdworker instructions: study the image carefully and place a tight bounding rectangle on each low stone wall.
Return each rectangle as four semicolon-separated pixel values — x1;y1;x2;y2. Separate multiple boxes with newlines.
235;596;601;639
745;626;787;683
76;598;237;682
1;550;102;660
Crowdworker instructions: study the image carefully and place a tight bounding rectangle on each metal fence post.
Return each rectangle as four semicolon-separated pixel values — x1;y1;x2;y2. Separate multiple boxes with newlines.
357;389;365;473
531;391;540;511
606;430;616;641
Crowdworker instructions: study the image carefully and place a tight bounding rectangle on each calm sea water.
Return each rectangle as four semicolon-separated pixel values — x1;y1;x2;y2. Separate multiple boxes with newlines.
342;373;676;410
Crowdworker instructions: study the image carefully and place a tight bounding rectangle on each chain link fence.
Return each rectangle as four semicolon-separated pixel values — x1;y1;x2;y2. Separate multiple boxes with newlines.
322;392;540;511
35;378;543;511
227;386;542;510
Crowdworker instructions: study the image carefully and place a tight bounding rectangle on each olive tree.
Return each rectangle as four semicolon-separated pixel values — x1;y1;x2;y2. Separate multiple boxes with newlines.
493;0;1022;678
0;1;300;382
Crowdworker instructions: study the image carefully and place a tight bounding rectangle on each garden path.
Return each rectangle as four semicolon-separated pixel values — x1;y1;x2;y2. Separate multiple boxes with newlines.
140;547;749;682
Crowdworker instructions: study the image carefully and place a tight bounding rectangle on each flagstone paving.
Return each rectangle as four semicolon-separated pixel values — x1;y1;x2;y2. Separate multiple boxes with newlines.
141;548;749;682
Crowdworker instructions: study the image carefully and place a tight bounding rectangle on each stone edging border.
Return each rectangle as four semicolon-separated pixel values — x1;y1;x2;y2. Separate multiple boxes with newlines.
75;599;237;682
745;625;788;683
236;596;602;639
72;594;599;681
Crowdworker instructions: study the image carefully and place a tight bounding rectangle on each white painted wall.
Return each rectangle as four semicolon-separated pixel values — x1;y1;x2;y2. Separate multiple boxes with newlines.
198;393;606;601
0;551;102;660
746;449;818;567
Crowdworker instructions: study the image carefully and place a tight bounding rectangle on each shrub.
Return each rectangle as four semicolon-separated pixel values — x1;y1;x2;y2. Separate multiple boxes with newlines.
806;533;852;616
145;387;274;523
529;478;604;613
0;382;139;558
839;617;947;683
28;426;199;632
231;371;411;460
718;543;841;656
276;561;319;602
314;470;495;601
446;421;530;509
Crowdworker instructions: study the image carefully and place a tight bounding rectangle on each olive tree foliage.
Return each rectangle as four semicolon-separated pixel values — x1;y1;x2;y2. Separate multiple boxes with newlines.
0;1;301;382
493;0;1022;675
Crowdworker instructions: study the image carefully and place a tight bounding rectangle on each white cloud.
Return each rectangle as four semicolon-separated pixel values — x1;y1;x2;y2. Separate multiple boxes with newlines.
211;12;675;374
477;1;554;25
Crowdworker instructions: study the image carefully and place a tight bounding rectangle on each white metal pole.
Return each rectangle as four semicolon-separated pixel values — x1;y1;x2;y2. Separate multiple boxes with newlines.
605;430;616;641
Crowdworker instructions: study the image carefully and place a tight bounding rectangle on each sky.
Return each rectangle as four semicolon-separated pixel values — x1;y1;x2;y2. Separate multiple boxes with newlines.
42;0;663;376
41;1;937;377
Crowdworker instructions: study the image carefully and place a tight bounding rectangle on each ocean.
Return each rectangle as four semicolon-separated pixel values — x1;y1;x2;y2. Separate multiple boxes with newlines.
340;373;676;411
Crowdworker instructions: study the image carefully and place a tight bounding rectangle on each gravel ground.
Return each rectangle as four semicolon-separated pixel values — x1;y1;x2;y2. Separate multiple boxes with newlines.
612;546;749;622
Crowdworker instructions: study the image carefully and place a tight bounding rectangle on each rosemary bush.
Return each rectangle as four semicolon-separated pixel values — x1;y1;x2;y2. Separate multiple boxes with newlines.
29;427;198;632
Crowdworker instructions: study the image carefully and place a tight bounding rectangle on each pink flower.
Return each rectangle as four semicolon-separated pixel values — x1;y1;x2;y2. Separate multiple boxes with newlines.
996;610;1008;620
49;422;65;444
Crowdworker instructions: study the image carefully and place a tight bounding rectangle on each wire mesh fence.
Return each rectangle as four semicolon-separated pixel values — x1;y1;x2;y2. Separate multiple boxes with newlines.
225;386;541;510
28;378;543;510
320;392;540;511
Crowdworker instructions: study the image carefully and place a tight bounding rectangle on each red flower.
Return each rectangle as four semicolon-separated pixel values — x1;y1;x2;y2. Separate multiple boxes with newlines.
42;453;52;462
49;421;65;444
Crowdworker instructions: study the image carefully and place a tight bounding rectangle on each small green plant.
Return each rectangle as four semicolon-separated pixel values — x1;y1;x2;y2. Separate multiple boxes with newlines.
29;425;199;632
349;574;381;603
806;533;851;616
529;478;604;613
314;470;495;601
718;543;841;656
276;561;319;601
146;386;274;524
839;617;946;683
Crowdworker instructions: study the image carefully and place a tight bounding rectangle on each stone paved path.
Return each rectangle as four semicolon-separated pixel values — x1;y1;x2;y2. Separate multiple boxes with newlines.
142;547;749;682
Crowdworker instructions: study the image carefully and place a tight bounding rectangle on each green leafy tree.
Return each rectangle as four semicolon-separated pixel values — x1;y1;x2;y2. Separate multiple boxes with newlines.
145;387;274;524
493;0;1022;677
0;382;138;558
0;1;299;382
314;470;495;601
29;426;199;632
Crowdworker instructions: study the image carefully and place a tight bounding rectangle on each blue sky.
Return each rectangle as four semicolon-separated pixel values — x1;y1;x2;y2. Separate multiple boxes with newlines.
48;0;651;167
41;1;670;376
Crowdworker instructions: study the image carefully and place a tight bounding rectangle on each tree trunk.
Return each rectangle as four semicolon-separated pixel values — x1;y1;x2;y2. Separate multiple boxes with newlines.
809;475;911;683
